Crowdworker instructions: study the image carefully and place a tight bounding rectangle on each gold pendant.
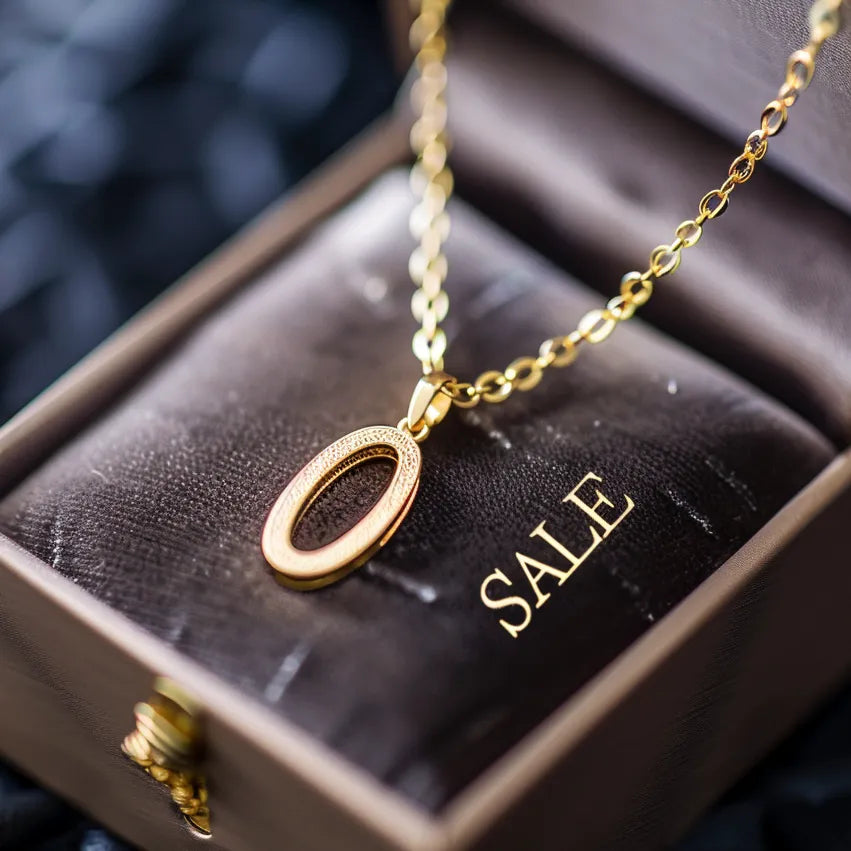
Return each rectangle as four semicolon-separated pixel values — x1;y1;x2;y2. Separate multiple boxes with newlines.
262;373;454;589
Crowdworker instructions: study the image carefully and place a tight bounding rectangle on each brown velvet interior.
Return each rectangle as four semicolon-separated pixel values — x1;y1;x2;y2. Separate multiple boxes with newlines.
0;172;833;810
449;2;851;445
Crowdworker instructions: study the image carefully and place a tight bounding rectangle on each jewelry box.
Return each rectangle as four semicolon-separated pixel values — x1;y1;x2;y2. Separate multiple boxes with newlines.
1;2;850;849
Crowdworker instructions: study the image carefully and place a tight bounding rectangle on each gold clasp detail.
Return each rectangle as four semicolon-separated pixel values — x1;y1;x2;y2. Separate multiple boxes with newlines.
398;371;455;443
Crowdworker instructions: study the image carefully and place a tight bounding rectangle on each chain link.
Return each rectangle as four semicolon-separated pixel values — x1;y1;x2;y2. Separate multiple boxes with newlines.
408;0;454;375
408;0;844;406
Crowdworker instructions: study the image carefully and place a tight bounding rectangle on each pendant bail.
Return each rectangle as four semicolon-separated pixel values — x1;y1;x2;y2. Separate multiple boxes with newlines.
399;371;455;442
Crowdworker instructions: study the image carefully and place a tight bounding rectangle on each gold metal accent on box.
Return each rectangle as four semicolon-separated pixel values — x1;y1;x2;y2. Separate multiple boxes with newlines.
122;677;211;838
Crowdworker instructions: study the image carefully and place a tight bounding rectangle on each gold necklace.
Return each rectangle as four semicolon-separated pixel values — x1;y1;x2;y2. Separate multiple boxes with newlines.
261;0;845;589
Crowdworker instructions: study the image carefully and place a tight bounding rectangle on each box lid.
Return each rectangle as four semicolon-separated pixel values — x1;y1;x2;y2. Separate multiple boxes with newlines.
503;0;851;215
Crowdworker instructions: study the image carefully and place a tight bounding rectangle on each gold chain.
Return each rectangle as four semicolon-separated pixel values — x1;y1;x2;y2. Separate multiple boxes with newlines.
407;0;844;409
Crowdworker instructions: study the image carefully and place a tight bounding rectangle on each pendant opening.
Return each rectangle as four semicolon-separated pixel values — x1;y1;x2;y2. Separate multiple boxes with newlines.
291;447;396;551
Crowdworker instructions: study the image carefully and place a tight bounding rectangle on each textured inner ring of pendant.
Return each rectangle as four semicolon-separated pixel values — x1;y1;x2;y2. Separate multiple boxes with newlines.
262;426;422;588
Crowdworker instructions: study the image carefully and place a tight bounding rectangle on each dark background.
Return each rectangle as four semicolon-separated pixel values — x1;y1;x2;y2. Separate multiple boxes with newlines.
0;1;849;849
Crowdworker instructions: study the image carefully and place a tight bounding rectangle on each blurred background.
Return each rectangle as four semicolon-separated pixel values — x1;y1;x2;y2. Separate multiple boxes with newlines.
0;0;396;423
0;1;849;849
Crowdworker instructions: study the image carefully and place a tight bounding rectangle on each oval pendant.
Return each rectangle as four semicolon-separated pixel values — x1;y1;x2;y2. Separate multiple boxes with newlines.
262;426;422;589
